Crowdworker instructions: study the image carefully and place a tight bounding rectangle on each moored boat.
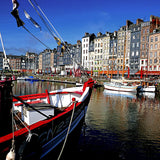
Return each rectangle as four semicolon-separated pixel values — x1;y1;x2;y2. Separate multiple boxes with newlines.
103;82;137;93
139;85;156;92
0;78;94;160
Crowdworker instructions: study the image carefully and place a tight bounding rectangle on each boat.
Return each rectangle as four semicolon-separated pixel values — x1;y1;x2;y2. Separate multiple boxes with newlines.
103;82;137;93
138;92;155;99
139;85;156;92
0;78;94;160
24;76;40;82
103;89;137;99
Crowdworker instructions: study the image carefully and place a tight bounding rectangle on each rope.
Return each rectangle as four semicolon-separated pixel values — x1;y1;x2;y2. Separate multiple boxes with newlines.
22;26;50;48
28;0;56;39
11;108;15;147
57;100;77;160
14;112;31;133
32;0;65;43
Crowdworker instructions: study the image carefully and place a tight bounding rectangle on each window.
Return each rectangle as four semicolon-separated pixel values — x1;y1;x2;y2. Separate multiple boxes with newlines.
154;59;157;63
155;36;158;42
136;51;139;56
155;44;158;49
142;60;144;64
155;51;157;57
132;43;135;48
143;36;145;41
142;44;145;50
150;44;153;50
132;52;134;56
143;29;145;35
150;37;153;42
150;52;152;57
137;42;139;47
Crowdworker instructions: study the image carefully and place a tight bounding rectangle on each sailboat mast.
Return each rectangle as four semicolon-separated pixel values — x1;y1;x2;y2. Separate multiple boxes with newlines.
122;34;126;78
111;40;114;79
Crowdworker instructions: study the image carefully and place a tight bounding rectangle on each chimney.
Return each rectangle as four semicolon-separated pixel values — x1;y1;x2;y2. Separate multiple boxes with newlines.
126;20;133;29
77;40;81;45
97;32;102;37
85;32;89;36
114;31;117;37
136;19;143;25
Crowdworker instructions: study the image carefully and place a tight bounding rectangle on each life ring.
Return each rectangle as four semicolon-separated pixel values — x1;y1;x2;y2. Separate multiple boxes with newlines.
18;133;41;160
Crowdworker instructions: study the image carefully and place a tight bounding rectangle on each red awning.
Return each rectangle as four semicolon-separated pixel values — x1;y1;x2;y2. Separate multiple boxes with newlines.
99;70;127;74
135;71;160;75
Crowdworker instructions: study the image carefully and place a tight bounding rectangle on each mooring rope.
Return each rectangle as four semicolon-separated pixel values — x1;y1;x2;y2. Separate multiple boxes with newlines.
57;100;77;160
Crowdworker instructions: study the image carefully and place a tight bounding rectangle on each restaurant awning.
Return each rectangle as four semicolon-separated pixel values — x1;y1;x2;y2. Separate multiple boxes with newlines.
99;70;127;75
135;71;160;76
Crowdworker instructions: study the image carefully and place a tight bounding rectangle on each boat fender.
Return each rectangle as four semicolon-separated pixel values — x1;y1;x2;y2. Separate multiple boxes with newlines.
6;148;16;160
18;133;41;160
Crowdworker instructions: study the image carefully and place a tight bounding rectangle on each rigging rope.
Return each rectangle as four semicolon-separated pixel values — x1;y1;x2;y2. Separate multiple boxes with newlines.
22;25;50;48
28;0;56;39
32;0;65;43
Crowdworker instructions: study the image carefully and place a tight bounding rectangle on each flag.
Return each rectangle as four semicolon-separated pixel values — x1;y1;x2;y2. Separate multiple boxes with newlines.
12;0;19;10
11;9;24;27
140;67;143;79
127;67;130;78
11;0;24;27
24;10;41;30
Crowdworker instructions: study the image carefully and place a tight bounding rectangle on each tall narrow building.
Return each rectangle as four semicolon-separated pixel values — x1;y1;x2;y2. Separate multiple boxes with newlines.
82;33;95;70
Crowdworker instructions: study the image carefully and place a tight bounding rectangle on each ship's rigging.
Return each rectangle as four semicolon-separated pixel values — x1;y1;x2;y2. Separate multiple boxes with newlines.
11;0;84;74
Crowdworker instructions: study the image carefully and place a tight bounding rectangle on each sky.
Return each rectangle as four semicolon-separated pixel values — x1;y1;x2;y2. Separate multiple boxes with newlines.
0;0;160;55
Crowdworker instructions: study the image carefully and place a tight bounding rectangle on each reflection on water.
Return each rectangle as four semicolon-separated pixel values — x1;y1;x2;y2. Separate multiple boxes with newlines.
12;81;160;160
84;88;160;160
13;80;74;96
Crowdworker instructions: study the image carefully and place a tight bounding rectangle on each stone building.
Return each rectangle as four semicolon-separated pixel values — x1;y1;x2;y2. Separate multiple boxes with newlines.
148;29;160;71
129;19;143;76
140;21;150;71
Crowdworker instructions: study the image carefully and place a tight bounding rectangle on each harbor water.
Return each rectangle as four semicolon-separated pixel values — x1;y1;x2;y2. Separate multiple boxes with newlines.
13;80;160;160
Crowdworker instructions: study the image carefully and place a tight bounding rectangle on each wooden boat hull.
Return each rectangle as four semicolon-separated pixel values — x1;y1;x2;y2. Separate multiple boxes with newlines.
0;79;94;160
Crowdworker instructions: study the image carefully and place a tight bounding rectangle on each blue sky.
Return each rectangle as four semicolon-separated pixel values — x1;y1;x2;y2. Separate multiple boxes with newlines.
0;0;160;55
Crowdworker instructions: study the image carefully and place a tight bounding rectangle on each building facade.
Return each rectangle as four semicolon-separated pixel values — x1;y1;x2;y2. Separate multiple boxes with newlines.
148;29;160;71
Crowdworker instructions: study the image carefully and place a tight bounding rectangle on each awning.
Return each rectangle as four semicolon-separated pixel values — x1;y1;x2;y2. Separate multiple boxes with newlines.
99;70;127;75
135;70;160;75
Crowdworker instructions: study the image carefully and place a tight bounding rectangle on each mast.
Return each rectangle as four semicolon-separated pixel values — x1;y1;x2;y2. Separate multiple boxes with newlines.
122;34;126;78
0;33;7;59
111;39;114;79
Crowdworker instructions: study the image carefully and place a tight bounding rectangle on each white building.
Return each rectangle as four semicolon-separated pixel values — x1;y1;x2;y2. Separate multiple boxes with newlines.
82;33;95;71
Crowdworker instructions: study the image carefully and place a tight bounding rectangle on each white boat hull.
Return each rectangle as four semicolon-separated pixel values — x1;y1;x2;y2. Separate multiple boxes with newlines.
104;82;137;92
140;86;155;92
